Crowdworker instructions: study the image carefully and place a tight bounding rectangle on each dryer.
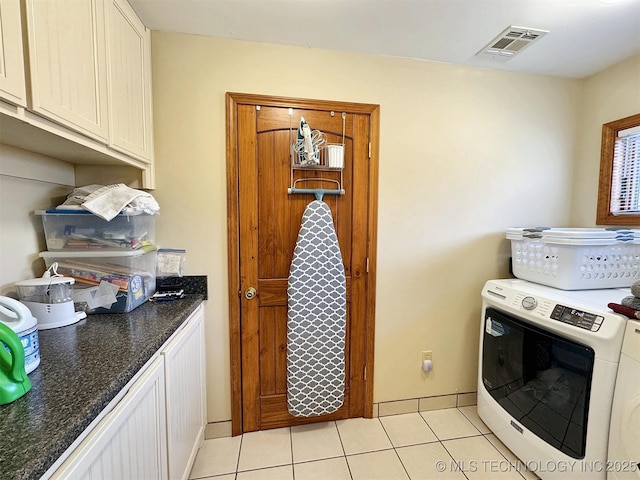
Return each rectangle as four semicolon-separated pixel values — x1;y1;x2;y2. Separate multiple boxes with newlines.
607;319;640;480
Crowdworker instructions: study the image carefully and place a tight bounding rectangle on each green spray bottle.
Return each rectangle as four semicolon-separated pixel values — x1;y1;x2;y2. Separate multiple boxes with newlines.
0;322;31;405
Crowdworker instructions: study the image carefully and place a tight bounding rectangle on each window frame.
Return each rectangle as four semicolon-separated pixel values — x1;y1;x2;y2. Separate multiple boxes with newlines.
596;113;640;226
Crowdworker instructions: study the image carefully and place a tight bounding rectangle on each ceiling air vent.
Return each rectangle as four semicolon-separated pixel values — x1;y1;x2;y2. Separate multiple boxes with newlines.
476;26;549;61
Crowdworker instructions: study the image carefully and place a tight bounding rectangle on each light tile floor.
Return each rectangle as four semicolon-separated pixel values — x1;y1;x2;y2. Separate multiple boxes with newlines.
189;406;540;480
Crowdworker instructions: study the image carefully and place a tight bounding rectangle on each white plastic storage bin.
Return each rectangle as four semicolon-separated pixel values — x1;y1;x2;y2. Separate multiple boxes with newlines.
40;247;157;313
36;210;156;251
507;227;640;290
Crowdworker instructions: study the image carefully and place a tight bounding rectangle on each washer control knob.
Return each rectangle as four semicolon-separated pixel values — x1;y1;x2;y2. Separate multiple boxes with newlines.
522;296;537;310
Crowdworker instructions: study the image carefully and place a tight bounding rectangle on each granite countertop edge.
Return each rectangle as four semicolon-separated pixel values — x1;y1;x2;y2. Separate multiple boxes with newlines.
0;294;204;480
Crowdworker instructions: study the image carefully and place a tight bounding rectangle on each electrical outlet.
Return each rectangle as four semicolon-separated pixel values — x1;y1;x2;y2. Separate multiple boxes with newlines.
422;350;432;362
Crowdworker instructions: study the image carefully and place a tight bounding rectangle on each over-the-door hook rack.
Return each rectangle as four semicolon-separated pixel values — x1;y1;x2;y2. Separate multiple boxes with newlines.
288;178;345;201
287;110;346;200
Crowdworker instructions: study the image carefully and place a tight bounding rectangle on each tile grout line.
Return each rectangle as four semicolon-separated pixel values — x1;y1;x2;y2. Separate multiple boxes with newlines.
234;431;243;479
482;432;534;480
437;431;472;480
457;406;487;436
442;407;534;480
416;409;440;441
289;426;295;480
334;420;355;479
425;407;484;480
377;415;414;480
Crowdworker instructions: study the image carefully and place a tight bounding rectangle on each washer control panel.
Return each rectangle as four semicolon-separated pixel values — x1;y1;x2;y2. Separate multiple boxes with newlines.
550;304;604;332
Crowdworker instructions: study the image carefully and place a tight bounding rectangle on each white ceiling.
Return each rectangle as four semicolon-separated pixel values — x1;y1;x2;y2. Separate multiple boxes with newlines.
129;0;640;79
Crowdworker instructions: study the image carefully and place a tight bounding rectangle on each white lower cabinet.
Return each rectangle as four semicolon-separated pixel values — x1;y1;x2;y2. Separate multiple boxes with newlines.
51;357;168;480
163;305;206;480
48;305;206;480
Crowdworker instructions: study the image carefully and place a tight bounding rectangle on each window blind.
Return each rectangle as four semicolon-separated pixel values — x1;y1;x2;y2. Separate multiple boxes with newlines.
610;127;640;214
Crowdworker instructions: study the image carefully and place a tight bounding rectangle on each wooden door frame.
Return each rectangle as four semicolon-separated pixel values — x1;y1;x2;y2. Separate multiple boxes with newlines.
226;92;380;435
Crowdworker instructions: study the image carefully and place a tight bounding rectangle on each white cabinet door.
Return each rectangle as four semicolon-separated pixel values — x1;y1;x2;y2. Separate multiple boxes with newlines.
106;0;154;162
25;0;109;141
163;306;206;480
0;0;27;106
51;357;168;480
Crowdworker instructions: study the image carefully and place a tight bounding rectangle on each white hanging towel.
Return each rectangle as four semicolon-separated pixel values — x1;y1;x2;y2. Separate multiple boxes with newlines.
287;200;346;417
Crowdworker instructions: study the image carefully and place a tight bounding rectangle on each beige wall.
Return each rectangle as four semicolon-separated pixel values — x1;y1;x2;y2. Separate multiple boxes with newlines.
0;145;74;294
150;32;583;422
571;54;640;226
2;33;636;425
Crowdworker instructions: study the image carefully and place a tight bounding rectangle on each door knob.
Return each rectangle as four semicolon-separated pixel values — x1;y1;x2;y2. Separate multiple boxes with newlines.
244;287;257;299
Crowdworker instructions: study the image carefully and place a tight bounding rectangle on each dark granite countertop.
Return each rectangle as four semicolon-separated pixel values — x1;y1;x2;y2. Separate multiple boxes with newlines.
0;295;204;480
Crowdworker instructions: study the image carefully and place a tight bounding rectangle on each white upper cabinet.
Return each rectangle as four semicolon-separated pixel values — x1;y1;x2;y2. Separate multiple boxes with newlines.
106;0;153;162
0;0;154;187
0;0;27;106
25;0;110;142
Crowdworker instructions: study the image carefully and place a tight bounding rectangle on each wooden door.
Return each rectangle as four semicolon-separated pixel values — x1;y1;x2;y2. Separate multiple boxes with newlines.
227;93;379;434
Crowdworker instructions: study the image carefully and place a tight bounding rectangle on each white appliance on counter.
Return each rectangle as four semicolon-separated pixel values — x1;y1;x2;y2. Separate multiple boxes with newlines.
478;278;630;480
14;276;86;330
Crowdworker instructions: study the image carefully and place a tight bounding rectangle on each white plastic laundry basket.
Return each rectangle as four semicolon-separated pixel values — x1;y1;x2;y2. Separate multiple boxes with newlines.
507;228;640;290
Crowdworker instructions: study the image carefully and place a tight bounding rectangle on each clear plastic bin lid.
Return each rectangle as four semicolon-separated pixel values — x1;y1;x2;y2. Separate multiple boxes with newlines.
39;245;158;259
35;209;149;217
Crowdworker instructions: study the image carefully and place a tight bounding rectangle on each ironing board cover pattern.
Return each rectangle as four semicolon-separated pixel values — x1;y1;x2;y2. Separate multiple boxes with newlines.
287;200;346;417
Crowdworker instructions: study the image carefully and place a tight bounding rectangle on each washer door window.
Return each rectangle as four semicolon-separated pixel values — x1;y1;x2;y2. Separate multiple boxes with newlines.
482;307;595;459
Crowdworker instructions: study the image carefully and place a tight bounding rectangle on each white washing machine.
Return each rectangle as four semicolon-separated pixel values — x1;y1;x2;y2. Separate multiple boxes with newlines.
607;319;640;480
478;279;631;480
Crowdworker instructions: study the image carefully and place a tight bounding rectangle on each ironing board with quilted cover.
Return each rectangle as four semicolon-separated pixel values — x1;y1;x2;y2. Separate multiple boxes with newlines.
287;200;346;417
